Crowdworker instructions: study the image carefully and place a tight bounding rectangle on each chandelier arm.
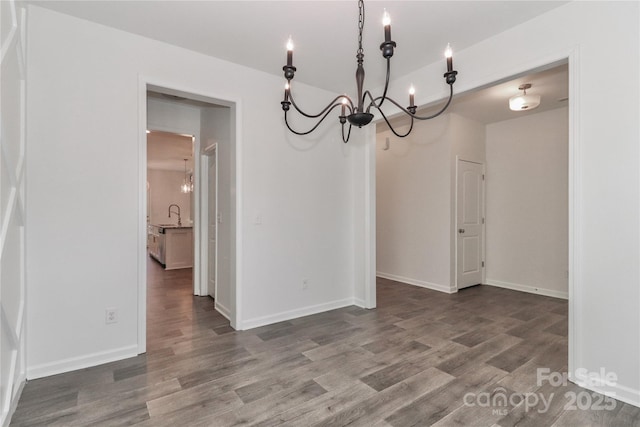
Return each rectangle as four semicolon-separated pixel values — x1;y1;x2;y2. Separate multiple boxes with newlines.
284;104;343;136
378;58;392;109
409;85;454;120
341;123;353;143
366;85;454;121
289;91;354;118
379;58;391;108
375;104;415;138
361;58;391;112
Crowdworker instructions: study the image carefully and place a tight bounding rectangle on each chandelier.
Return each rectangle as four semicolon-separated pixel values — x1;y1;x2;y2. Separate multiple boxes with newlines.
281;0;458;143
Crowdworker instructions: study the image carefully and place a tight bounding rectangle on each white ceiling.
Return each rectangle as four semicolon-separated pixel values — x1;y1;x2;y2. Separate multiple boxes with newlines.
402;62;569;126
37;1;570;135
31;0;569;93
147;131;194;171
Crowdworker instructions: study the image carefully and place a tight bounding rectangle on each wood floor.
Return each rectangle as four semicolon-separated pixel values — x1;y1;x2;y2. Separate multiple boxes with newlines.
11;259;640;426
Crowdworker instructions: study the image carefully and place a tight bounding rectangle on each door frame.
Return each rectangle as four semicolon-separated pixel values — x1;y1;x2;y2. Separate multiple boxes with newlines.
454;157;486;291
137;76;242;354
200;143;218;302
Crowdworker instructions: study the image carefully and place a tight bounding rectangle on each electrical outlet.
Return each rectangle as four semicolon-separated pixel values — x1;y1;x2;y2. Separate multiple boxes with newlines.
105;308;118;324
302;279;309;290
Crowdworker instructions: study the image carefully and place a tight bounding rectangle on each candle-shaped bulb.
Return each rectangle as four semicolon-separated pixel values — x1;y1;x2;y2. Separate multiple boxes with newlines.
444;43;453;72
341;97;348;116
284;82;290;102
382;9;391;26
286;36;294;67
409;85;415;108
409;85;415;95
383;9;391;42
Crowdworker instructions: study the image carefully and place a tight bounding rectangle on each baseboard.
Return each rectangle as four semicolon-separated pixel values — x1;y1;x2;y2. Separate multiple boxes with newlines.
26;345;139;380
240;298;356;330
2;375;25;427
353;298;366;308
215;301;231;321
376;272;455;294
485;279;568;300
573;371;640;408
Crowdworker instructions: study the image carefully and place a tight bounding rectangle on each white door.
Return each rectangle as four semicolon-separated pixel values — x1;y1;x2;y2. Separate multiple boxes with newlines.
457;160;484;289
207;150;217;299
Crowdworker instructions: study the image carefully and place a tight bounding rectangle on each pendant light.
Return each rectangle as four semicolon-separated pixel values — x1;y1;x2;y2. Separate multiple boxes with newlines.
180;159;192;193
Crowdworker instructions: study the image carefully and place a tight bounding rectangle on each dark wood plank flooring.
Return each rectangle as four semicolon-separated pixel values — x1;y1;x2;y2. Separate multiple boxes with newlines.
11;259;640;426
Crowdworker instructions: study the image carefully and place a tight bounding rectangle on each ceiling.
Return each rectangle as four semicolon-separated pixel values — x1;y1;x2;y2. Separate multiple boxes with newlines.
147;131;194;171
396;62;569;127
31;0;569;93
37;1;569;137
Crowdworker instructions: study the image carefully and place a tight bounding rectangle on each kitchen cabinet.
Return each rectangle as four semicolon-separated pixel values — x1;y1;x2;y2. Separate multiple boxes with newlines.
148;224;192;269
148;225;162;261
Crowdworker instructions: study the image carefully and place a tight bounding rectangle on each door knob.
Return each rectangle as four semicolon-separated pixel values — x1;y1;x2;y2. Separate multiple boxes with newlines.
458;228;465;234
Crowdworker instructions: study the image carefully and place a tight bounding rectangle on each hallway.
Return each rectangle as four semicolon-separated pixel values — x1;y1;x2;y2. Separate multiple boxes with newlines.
146;258;233;354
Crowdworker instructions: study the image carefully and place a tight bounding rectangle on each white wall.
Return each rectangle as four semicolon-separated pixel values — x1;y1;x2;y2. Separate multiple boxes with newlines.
376;115;452;290
147;97;201;138
375;113;485;292
200;106;233;318
0;2;27;425
25;6;357;377
380;1;640;405
485;107;568;298
350;128;374;308
147;169;192;225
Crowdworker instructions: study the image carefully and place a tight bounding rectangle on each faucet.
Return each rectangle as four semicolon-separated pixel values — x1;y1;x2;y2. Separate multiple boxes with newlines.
168;204;182;226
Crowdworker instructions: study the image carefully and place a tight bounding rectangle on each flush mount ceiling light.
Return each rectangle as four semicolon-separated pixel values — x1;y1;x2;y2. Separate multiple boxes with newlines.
281;0;458;143
180;159;192;194
509;83;541;111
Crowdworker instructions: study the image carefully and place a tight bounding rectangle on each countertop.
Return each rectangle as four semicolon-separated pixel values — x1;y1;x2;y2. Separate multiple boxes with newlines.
150;223;193;230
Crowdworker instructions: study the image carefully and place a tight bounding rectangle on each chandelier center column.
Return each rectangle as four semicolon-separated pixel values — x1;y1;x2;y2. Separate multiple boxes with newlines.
355;52;365;113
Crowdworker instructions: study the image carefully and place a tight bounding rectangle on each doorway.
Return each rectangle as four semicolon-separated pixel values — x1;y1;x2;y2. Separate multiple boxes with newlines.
146;130;195;273
138;81;238;354
374;61;568;295
372;58;572;369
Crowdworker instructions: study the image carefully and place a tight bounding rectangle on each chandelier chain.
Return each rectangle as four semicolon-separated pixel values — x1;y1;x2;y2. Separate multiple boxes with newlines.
357;0;364;55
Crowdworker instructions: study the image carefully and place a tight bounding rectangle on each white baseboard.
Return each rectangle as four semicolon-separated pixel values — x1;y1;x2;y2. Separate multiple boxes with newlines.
215;301;231;321
353;298;366;308
485;279;568;300
573;371;640;408
376;272;455;294
240;298;356;330
26;345;138;380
